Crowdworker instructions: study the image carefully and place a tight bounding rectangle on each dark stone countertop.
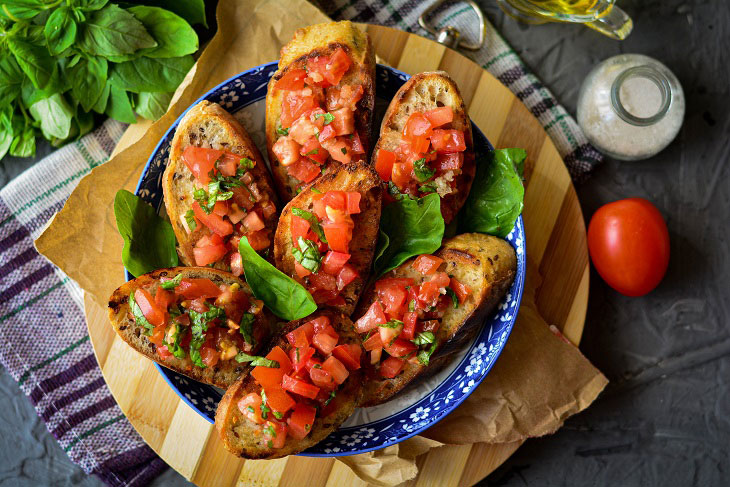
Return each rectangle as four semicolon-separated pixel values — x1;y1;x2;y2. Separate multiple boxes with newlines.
1;1;728;485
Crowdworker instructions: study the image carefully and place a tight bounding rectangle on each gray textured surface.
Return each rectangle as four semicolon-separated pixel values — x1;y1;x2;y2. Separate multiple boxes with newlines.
1;0;728;485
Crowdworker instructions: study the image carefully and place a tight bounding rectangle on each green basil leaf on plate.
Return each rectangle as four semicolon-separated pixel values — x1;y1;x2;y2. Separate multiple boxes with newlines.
114;189;178;277
238;237;317;321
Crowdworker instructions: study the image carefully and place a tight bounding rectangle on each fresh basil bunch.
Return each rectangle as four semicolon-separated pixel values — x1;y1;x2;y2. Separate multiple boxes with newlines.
0;0;206;160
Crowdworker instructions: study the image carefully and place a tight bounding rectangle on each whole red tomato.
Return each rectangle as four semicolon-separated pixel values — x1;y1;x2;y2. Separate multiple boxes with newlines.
587;198;670;297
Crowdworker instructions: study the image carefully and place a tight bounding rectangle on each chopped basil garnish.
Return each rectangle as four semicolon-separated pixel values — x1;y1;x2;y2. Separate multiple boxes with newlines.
188;305;226;368
184;210;197;231
340;147;347;155
408;299;416;312
276;125;289;136
379;319;404;329
247;406;255;413
311;188;322;194
235;352;279;368
312;364;322;369
193;179;233;214
160;274;183;290
239;157;255;169
417;339;439;366
267;440;274;448
273;411;283;419
413;158;435;182
129;291;155;336
314;112;335;125
419;183;438;194
412;331;435;346
387;181;405;201
323;390;336;406
304;148;319;156
239;313;255;345
163;323;187;359
260;389;270;419
264;424;276;437
291;207;328;243
445;287;459;308
291;236;322;273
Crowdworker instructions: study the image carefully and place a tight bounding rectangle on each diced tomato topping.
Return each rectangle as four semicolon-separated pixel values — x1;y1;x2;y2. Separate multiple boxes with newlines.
200;345;219;367
375;280;408;316
272;136;301;167
289;116;320;145
424;106;454;127
431;271;451;287
192;202;233;236
232;187;255;210
322;356;349;384
261;200;277;219
182;146;222;185
309;367;335;391
321;251;350;275
306;47;352;86
327;84;363;110
246;231;270;251
276;68;307;91
350;131;364;154
370;347;382;365
391;161;413;189
380;356;405;378
290;346;315;374
156;344;172;359
330;107;354;136
409;135;431;155
345;192;361;214
375;150;396;181
287;158;321;183
336;264;358;291
413;255;444;275
450;277;471;303
215;153;239;177
174;278;222;299
287;403;316;440
242;211;265;233
401;312;418;340
281;91;318;128
281;374;320;399
263;420;287;449
251;346;292;389
228;204;246;224
379;319;402;346
230;252;243;276
299;137;328;164
308;272;337;292
154;288;175;310
403;112;433;141
291;215;311;242
435;152;464;171
422;320;441;333
385;338;417;358
148;324;165;347
287;325;312;348
355;301;387;333
322;220;353;253
294;261;311;278
263;386;296;414
362;332;383;351
332;344;361;370
318;123;336;142
312;332;338;355
309;316;331;335
238;393;265;424
193;241;228;266
430;129;466;153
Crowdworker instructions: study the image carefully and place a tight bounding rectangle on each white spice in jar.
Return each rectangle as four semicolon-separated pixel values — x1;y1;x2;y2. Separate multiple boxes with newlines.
577;54;685;161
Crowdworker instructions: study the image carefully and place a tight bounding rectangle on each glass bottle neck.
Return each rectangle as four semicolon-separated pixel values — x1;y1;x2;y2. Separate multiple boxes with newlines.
610;65;672;127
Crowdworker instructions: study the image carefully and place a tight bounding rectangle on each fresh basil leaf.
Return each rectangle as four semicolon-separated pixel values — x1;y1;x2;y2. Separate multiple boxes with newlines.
374;193;444;277
77;0;108;11
291;237;322;273
78;4;157;59
135;91;172;120
45;7;77;56
0;52;23;102
92;83;110;114
114;189;178;277
459;149;526;238
445;287;459;308
105;84;136;123
0;0;44;21
29;93;73;140
109;55;194;93
238;237;317;321
235;352;279;368
184;209;196;231
128;0;206;27
9;122;35;157
127;6;198;59
129;291;155;335
7;37;55;89
419;183;437;193
412;331;435;346
417;339;439;366
413;158;435;182
69;57;108;112
239;313;255;345
75;109;95;139
160;274;183;290
291;207;327;243
0;109;14;160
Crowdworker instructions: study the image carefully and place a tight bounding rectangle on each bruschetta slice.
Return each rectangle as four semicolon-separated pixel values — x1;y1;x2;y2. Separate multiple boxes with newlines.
354;233;516;406
108;267;273;389
266;21;375;201
273;161;383;316
215;309;363;459
163;101;278;273
373;71;475;223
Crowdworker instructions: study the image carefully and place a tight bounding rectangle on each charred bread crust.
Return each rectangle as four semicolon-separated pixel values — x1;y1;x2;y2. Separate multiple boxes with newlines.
357;233;516;406
215;309;363;459
163;101;278;268
274;160;383;316
107;267;274;389
265;21;375;202
373;71;475;223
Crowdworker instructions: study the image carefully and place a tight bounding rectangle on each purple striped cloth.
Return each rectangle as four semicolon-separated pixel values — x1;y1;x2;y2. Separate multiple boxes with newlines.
0;119;167;486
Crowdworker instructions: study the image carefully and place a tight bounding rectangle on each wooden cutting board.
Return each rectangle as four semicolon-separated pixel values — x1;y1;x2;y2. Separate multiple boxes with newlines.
84;24;589;487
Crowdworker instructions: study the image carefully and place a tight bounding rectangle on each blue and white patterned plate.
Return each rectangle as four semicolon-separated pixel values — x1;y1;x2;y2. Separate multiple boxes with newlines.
130;62;526;456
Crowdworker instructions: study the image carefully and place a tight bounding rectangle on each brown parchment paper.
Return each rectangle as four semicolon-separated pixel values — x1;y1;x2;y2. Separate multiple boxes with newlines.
35;0;608;484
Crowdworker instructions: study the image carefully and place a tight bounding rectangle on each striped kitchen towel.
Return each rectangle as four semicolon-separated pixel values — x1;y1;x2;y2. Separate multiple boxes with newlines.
326;0;603;182
0;119;166;486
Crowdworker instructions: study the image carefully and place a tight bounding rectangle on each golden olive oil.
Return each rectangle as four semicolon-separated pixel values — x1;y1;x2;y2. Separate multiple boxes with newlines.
503;0;615;20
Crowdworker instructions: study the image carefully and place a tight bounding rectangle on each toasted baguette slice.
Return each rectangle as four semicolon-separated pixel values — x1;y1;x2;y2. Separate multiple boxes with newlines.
358;233;516;406
266;21;375;201
108;267;273;389
274;161;383;316
215;309;363;459
163;101;278;268
374;71;475;223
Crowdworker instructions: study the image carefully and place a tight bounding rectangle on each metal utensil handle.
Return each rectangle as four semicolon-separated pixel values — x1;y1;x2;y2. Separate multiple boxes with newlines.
418;0;487;51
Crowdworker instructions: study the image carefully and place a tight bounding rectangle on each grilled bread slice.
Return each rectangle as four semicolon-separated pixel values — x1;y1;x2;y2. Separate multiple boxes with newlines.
266;21;375;201
163;101;278;269
358;233;516;406
215;309;363;459
108;267;273;389
273;161;383;316
374;71;475;223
